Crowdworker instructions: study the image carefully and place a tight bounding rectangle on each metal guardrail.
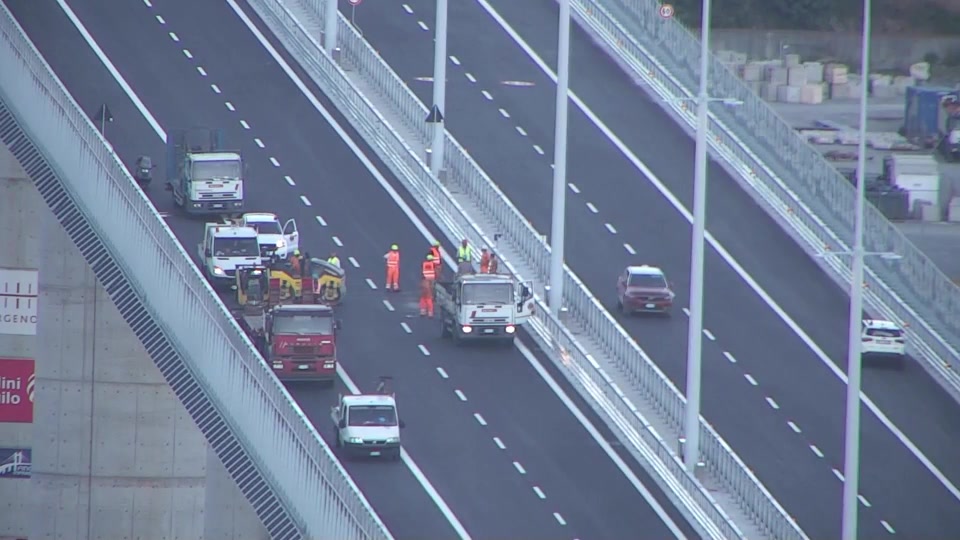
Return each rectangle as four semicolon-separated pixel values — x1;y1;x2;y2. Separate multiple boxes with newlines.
0;6;391;540
585;0;960;396
250;0;807;537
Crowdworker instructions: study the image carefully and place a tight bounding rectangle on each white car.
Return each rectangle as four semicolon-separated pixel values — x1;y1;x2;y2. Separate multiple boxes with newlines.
861;319;906;361
240;213;299;259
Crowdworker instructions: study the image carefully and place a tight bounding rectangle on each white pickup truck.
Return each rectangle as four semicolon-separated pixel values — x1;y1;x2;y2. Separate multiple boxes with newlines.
331;392;404;460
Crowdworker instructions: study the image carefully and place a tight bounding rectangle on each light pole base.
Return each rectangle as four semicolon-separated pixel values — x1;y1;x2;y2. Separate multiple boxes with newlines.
330;46;341;65
425;149;448;184
677;437;706;479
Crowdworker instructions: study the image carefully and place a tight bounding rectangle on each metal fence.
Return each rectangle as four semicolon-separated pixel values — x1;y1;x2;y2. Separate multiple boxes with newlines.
580;0;960;395
0;6;391;540
249;0;808;537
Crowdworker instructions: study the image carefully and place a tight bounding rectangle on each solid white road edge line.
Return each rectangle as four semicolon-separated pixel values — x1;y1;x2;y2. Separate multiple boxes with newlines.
57;2;473;537
474;0;960;503
514;339;687;539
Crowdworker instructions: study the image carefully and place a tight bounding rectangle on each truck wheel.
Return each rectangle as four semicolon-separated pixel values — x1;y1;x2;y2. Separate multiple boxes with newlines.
391;448;402;461
453;328;464;347
333;429;341;448
440;319;451;338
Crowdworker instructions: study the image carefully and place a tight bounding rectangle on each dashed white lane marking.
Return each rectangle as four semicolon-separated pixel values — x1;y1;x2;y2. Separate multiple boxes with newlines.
858;494;871;508
182;49;193;59
240;120;250;129
418;344;431;356
436;367;449;379
299;195;312;206
881;520;895;534
382;299;395;312
197;66;207;76
744;373;758;386
682;307;691;317
315;215;327;226
348;256;359;268
553;513;567;526
417;20;429;31
515;126;527;136
723;351;737;363
703;328;715;340
254;138;265;148
567;182;580;193
604;223;617;234
765;397;780;410
211;84;222;94
533;486;546;499
365;278;377;289
624;243;636;255
465;72;477;83
143;0;152;7
156;14;165;24
332;236;343;247
481;90;493;101
168;31;179;42
788;421;801;433
493;437;506;450
810;445;824;458
449;55;460;65
832;468;844;482
513;461;526;474
586;202;598;213
225;101;235;111
402;4;413;14
269;157;280;167
284;175;295;186
454;390;467;402
401;322;412;334
533;144;545;155
498;108;511;118
473;413;487;426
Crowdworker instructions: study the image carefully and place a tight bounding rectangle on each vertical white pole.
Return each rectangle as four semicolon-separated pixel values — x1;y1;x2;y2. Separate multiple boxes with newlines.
842;0;871;537
548;0;571;315
323;0;338;53
430;0;449;178
683;0;712;473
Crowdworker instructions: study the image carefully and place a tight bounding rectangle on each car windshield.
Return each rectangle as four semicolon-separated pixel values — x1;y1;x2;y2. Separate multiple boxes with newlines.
213;238;260;257
348;405;398;427
194;159;242;179
249;221;282;235
627;273;666;288
461;283;513;304
272;313;334;334
867;327;902;338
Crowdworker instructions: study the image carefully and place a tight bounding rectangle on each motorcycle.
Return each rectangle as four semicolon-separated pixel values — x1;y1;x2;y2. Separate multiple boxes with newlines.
133;155;155;189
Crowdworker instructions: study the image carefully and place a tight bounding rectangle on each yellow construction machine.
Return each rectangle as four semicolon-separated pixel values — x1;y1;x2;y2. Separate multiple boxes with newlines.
264;257;346;306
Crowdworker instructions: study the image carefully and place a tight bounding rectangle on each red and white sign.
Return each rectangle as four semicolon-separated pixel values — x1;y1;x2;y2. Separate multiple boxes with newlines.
0;268;39;336
659;3;674;18
0;359;34;423
348;0;362;6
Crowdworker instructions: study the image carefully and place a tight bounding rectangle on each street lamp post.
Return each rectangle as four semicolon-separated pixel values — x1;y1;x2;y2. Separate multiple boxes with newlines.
682;0;713;474
548;0;571;315
323;0;338;55
428;0;449;180
841;1;873;537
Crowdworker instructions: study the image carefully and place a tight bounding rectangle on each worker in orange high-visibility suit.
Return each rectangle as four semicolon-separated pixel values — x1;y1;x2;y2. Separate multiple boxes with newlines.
384;244;400;291
422;255;437;283
419;278;434;317
429;241;443;279
479;248;491;273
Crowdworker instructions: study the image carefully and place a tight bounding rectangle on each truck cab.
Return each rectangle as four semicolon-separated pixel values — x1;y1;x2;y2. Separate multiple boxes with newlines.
167;128;245;214
198;223;261;288
436;274;534;344
265;304;340;382
331;392;404;460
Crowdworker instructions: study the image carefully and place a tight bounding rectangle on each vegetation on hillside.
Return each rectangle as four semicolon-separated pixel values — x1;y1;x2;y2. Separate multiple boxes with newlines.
669;0;960;33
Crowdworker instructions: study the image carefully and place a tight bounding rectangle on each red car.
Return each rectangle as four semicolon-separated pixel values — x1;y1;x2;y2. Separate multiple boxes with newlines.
616;265;675;315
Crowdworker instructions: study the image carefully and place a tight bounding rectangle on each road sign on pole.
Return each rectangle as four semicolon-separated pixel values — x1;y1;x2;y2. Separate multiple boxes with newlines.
659;3;674;18
348;0;361;5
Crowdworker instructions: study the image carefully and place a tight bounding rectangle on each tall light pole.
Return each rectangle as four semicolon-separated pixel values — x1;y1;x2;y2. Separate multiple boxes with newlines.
323;0;338;55
548;0;571;315
428;0;449;180
682;0;712;474
842;0;872;537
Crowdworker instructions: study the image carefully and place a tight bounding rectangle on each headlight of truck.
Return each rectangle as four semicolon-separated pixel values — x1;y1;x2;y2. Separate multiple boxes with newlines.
275;238;285;248
347;437;363;444
213;266;225;276
385;437;400;443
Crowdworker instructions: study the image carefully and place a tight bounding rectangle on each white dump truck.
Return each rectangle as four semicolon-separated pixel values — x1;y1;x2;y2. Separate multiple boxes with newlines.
435;273;534;344
168;128;245;215
331;380;404;460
